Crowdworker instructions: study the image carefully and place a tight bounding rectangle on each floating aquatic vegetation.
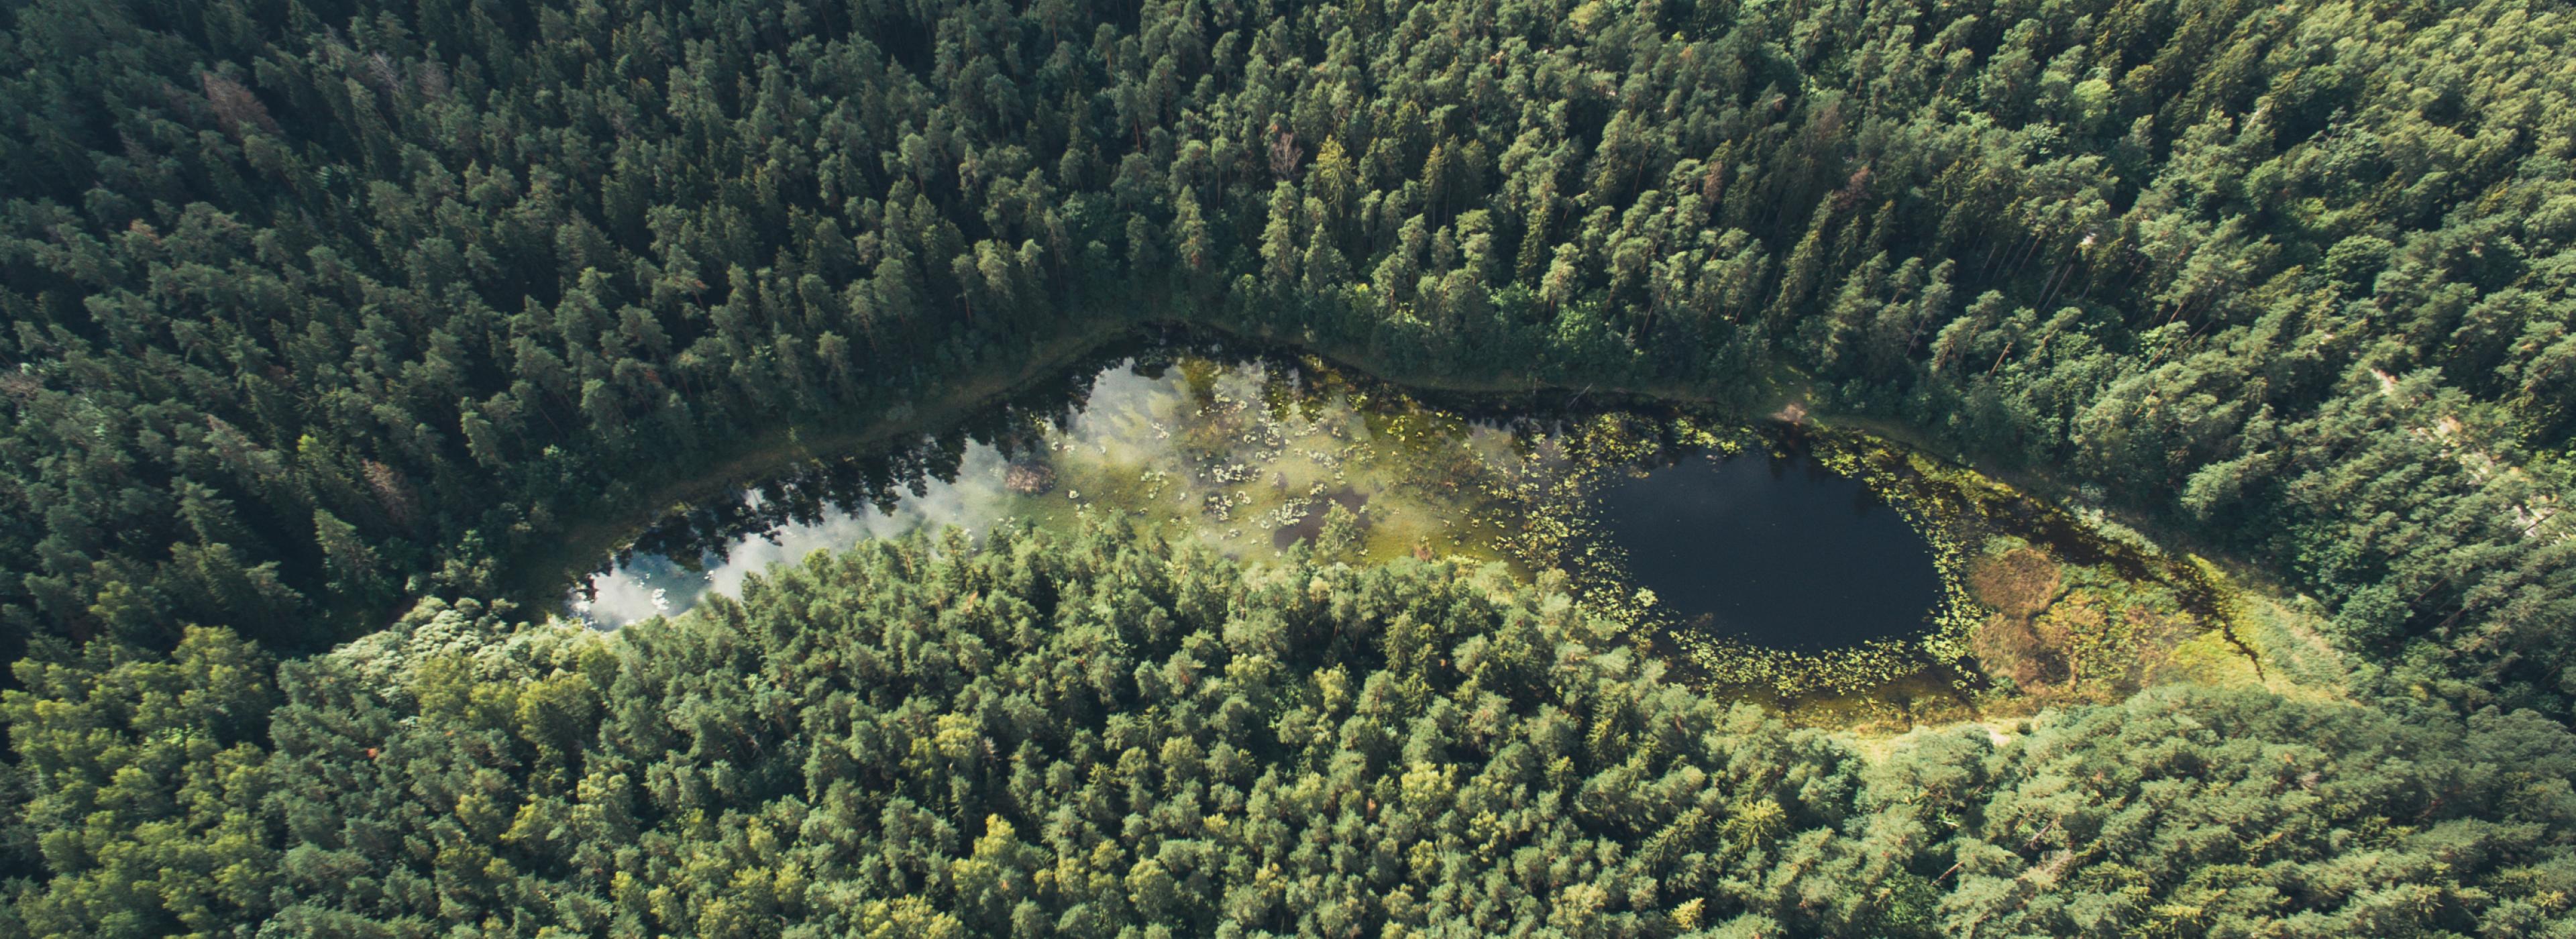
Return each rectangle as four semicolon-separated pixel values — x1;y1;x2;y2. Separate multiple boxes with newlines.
572;343;2255;720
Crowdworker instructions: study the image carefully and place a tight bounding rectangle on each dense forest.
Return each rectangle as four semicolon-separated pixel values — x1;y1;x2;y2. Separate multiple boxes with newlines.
2;0;2573;933
17;527;2576;936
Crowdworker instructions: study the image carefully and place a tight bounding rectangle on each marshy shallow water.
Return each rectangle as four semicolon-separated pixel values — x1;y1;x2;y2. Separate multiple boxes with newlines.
568;345;1949;677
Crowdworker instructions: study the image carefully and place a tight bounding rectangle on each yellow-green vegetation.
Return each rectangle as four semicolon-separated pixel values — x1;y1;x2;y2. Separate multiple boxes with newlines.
1768;429;2349;728
988;354;1544;568
583;350;2347;726
1061;354;2343;720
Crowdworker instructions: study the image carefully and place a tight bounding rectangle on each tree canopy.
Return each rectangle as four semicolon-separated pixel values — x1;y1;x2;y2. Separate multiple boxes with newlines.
3;0;2575;933
0;0;2567;704
13;527;2574;937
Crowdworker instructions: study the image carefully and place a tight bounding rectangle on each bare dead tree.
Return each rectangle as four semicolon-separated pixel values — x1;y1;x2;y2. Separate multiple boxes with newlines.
1269;125;1303;180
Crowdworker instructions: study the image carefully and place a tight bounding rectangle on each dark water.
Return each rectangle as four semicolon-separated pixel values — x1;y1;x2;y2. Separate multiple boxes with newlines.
1597;449;1942;649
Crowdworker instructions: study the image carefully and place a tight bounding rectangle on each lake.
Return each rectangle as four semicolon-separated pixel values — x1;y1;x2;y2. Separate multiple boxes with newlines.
568;345;1943;659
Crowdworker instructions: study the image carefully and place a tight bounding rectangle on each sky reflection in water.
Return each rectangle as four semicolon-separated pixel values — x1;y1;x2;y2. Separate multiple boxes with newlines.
570;353;1943;651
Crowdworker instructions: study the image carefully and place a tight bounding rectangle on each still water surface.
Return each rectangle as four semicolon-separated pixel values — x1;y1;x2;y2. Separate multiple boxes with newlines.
1597;451;1944;649
571;349;1941;651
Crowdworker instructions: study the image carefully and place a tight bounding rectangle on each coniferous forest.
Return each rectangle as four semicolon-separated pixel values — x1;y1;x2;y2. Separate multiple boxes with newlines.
2;0;2574;935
